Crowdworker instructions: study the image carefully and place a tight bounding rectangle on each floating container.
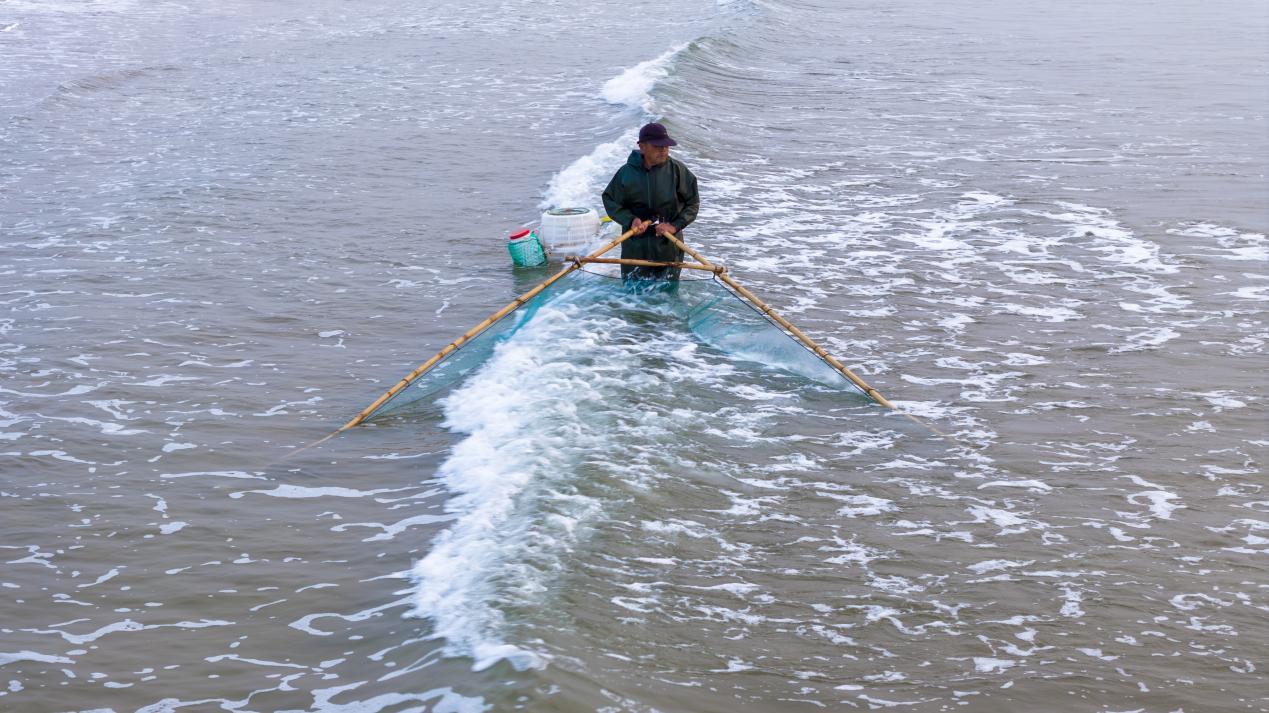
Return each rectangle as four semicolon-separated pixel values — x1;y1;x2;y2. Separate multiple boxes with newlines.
507;228;546;267
539;207;601;257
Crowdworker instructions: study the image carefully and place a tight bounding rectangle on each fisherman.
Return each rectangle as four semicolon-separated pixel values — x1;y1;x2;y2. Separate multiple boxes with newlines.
602;122;700;281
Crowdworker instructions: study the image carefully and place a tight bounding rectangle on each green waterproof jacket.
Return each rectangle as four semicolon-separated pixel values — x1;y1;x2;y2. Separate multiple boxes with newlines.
602;150;700;233
602;150;700;275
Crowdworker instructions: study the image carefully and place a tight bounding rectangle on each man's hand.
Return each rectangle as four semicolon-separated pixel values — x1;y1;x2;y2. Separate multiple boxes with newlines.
654;223;677;236
631;218;652;234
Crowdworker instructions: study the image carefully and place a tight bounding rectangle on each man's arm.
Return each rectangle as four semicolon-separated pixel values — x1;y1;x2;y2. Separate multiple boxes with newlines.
668;165;700;233
601;170;637;231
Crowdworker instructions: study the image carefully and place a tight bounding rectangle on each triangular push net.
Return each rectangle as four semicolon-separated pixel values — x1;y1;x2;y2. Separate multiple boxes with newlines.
311;228;953;447
359;268;869;423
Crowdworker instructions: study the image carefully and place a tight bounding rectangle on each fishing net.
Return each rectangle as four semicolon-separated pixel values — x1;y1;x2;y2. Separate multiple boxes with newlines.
361;268;868;422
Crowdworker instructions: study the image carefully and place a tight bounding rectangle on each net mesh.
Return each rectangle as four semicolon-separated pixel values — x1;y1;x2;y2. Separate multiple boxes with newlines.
361;268;868;421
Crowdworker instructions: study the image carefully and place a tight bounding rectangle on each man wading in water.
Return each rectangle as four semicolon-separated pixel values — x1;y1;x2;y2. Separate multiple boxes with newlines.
602;122;700;281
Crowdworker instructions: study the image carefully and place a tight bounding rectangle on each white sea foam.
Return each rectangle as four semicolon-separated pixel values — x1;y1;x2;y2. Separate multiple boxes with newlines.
31;619;232;645
408;289;643;672
35;415;146;436
1169;223;1268;261
1034;202;1178;274
1126;490;1182;520
1060;586;1085;618
600;44;687;111
818;492;896;518
968;559;1032;575
403;279;776;671
0;650;74;666
973;657;1016;673
1228;285;1269;302
978;480;1052;492
0;380;95;395
228;485;402;500
160;470;263;480
1169;593;1232;611
540;43;687;213
77;568;122;589
1109;327;1180;354
540;129;636;213
332;513;454;542
0;0;146;12
821;535;886;566
966;505;1034;533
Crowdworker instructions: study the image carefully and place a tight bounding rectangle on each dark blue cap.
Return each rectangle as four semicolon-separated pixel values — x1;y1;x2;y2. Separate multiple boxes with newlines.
638;122;678;147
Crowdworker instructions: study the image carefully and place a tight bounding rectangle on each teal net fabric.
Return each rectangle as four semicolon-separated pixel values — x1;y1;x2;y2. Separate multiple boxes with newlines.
361;270;868;421
358;276;581;421
671;278;866;391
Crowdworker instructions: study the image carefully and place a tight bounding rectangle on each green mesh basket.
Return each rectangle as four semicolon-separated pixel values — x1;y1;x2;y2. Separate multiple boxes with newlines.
508;229;547;267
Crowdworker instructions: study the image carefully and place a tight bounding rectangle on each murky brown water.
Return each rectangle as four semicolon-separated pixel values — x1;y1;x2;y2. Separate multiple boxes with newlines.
2;0;1265;711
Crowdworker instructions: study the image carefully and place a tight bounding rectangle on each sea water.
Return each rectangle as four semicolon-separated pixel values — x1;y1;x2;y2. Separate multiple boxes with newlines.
1;0;1266;710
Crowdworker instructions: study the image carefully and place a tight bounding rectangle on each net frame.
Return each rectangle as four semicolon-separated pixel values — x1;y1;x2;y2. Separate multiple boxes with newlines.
287;231;948;461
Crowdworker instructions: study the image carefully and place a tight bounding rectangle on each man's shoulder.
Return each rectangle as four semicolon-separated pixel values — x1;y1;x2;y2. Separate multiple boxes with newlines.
611;162;642;183
665;157;697;187
667;155;696;177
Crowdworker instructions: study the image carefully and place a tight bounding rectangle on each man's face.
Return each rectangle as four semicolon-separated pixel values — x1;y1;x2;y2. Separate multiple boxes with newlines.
639;141;671;167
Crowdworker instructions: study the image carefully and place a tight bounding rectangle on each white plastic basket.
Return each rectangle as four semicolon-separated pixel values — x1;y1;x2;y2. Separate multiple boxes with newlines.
539;207;601;256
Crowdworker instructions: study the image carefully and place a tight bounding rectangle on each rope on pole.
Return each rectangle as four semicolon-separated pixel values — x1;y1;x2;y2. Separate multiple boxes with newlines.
565;255;723;274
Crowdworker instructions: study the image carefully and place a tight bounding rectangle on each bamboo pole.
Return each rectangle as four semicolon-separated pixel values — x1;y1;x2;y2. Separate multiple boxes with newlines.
565;256;723;273
337;226;643;431
661;232;951;438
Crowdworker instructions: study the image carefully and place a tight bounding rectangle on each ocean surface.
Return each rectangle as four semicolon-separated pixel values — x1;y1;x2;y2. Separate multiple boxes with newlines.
2;0;1266;711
